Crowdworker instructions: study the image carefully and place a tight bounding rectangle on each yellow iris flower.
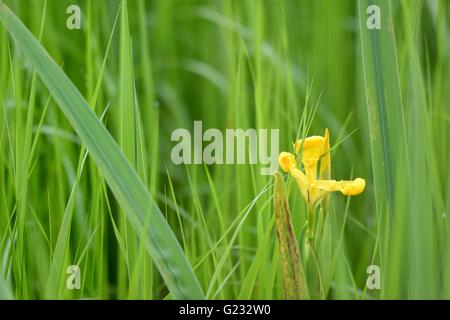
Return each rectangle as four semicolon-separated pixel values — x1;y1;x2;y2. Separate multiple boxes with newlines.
278;128;365;210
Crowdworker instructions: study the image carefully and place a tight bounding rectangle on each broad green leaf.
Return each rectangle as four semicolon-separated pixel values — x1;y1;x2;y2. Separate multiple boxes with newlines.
358;0;410;298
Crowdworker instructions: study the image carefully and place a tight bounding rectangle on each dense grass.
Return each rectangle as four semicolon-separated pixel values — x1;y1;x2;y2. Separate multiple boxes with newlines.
0;0;449;299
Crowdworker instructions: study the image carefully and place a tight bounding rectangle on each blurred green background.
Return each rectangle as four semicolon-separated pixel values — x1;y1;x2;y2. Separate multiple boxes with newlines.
0;0;449;299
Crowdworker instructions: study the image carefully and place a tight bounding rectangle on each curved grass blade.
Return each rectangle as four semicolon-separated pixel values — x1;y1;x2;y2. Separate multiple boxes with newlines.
0;2;204;299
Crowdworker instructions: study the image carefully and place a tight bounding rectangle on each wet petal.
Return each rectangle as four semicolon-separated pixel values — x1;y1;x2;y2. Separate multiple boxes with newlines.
279;152;297;172
278;152;309;203
312;178;366;196
290;168;309;203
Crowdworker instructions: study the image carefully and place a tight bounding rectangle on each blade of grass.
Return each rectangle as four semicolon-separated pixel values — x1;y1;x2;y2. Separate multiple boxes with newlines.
358;0;411;298
238;215;274;299
0;2;204;299
0;274;12;300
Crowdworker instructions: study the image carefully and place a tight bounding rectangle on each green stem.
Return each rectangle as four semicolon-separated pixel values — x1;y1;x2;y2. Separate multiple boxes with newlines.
307;205;315;245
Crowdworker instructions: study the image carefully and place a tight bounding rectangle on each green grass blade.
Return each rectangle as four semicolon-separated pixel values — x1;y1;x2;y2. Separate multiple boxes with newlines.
238;215;274;299
358;0;411;298
0;275;13;300
0;2;204;300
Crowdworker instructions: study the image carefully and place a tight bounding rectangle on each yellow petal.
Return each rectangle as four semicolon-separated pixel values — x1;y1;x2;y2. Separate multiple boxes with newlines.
278;152;309;203
295;136;325;181
312;178;366;196
278;152;296;172
340;178;366;195
294;136;325;155
290;168;309;203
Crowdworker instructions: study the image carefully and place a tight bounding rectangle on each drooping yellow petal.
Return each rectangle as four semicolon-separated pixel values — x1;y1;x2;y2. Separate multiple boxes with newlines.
279;152;296;172
278;152;309;203
340;178;365;195
311;178;366;196
290;168;309;203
